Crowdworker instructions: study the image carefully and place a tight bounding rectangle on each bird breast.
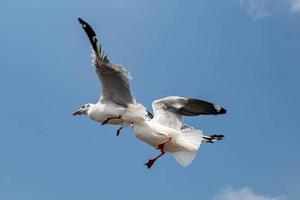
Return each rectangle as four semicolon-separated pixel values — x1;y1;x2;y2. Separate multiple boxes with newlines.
88;104;126;124
133;121;175;147
133;121;190;152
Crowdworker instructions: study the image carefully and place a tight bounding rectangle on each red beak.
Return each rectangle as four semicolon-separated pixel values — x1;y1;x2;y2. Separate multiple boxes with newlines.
72;111;82;116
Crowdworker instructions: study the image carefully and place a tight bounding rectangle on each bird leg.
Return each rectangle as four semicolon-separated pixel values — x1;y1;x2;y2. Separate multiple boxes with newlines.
116;126;123;136
202;134;224;143
145;138;172;169
101;116;121;125
156;138;172;151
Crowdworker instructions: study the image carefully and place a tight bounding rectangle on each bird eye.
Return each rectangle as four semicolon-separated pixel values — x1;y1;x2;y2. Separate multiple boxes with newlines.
81;106;85;108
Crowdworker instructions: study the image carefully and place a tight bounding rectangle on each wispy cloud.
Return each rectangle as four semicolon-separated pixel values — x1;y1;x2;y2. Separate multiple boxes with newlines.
291;0;300;12
240;0;300;20
239;0;272;20
211;187;286;200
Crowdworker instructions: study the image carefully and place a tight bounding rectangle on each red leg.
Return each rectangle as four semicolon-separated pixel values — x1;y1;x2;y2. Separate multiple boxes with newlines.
156;138;172;151
145;151;165;169
116;126;123;136
144;138;172;169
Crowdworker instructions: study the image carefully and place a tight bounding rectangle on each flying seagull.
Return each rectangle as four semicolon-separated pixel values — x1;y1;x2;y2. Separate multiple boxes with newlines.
73;18;152;135
131;96;226;169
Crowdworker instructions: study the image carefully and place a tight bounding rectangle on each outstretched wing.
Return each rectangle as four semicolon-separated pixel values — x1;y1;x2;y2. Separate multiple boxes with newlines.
152;96;226;130
78;18;136;107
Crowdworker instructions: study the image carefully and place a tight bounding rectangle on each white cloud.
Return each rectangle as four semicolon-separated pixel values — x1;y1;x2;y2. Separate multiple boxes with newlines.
240;0;300;20
291;0;300;12
211;187;286;200
239;0;272;20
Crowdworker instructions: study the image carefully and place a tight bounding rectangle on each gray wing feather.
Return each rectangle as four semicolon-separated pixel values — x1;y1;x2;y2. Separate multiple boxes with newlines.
78;18;135;107
152;96;226;130
176;98;226;116
95;61;135;106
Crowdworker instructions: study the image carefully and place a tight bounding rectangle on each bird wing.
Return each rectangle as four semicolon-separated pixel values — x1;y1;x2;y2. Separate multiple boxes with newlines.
78;18;135;107
151;96;226;130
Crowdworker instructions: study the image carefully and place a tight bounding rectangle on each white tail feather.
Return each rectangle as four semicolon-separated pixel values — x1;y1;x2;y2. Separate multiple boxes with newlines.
171;128;203;167
172;151;197;167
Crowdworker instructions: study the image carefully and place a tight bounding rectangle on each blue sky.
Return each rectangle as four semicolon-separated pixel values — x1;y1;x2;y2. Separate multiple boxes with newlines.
0;0;300;199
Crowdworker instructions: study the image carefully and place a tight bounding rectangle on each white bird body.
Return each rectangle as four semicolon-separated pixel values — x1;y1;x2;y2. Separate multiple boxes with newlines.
132;96;226;168
133;120;204;167
121;103;150;123
74;18;226;169
87;102;148;125
74;18;151;134
133;121;199;153
87;103;126;125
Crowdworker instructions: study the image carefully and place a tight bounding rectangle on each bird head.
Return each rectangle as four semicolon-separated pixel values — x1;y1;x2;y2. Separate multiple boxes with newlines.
72;103;92;116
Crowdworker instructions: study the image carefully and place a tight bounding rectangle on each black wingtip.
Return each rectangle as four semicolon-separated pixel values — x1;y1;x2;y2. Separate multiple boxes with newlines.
77;17;100;55
78;17;86;26
77;17;91;30
78;17;83;23
219;107;227;114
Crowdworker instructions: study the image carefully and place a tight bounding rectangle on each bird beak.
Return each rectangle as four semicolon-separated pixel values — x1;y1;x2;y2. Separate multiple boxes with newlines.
72;110;82;116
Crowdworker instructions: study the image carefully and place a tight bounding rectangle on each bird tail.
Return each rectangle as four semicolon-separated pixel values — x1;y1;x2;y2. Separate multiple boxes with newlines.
171;129;224;167
78;17;109;63
171;128;203;167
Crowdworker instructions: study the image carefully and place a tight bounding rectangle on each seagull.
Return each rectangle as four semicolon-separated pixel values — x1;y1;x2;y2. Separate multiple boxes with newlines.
131;96;226;169
73;18;152;135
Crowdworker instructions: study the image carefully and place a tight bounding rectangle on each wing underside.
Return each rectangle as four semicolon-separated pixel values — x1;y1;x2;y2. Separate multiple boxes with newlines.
152;96;226;130
78;18;136;107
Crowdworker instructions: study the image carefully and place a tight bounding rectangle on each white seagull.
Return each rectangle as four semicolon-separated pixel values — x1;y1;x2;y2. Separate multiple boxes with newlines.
73;18;152;135
132;96;226;169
